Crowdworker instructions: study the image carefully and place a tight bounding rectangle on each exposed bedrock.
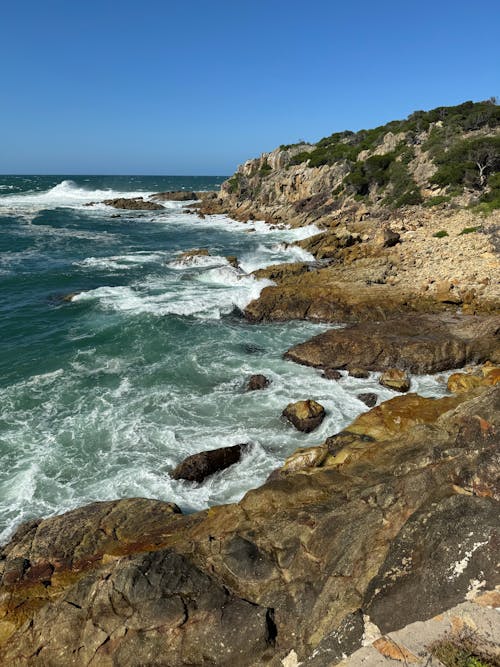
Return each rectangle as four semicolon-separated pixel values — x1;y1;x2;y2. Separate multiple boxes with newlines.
102;197;165;210
285;313;500;374
0;385;498;666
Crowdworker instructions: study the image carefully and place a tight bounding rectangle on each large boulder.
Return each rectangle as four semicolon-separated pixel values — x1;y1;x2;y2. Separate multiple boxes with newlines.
282;399;326;432
285;313;500;374
171;444;245;483
379;368;411;392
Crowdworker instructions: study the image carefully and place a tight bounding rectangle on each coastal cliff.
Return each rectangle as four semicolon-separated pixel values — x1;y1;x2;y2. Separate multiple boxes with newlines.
198;100;500;320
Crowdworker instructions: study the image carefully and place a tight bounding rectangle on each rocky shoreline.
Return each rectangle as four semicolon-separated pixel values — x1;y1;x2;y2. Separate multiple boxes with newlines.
1;112;499;664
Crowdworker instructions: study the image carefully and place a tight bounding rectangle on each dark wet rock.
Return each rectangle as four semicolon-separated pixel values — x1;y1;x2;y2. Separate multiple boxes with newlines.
285;313;500;374
171;444;245;483
365;494;499;633
348;367;369;378
152;191;197;201
282;399;326;432
379;368;411;392
357;392;378;407
103;197;164;210
245;374;270;391
322;368;342;380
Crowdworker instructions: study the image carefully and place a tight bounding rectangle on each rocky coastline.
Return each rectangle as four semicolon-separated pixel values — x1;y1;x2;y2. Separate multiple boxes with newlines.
1;104;499;665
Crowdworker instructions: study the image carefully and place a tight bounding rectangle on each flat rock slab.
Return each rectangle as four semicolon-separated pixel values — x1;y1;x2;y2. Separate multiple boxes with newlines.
285;313;500;374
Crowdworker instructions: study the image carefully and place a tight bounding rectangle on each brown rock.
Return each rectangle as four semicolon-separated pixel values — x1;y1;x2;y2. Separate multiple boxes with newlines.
448;365;500;393
379;369;411;392
152;191;197;201
348;367;369;378
103;197;164;210
226;255;239;269
322;368;342;380
373;637;419;662
282;399;326;432
178;248;210;260
285;314;500;374
171;444;245;483
245;374;270;391
357;392;378;407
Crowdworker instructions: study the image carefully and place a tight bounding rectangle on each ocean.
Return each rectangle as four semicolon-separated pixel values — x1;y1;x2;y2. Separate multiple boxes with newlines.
0;175;449;543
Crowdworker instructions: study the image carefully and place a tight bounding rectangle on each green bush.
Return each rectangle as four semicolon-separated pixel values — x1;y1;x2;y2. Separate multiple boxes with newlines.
259;159;272;177
423;195;451;207
459;226;479;235
227;174;241;194
433;230;449;238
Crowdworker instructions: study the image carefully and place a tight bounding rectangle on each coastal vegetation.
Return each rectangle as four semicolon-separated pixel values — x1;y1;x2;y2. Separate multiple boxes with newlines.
226;99;500;213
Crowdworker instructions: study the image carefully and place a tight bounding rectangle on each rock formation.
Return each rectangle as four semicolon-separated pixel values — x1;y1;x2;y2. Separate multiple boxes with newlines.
103;197;164;210
0;385;498;666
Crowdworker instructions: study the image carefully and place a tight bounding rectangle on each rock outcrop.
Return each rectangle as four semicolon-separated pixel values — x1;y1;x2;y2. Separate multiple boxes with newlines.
285;313;500;374
103;197;164;210
0;386;498;666
152;190;197;201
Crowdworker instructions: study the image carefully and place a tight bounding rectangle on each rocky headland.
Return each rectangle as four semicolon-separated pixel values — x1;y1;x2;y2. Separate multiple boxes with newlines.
1;101;499;665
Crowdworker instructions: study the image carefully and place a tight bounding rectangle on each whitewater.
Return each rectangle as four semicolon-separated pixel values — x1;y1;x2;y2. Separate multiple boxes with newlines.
0;175;452;543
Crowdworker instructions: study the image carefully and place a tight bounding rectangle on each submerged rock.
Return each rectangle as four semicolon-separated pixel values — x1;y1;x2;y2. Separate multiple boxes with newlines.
226;255;239;269
171;444;245;483
379;368;411;392
103;197;164;210
245;374;270;391
282;399;325;432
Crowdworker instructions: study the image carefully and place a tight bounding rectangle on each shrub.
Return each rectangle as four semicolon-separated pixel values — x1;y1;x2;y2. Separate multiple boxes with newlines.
430;629;498;667
433;230;449;238
259;160;272;177
423;195;451;207
459;226;479;235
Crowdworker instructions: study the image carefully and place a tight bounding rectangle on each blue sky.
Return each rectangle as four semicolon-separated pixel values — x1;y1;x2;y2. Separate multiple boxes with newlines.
1;0;499;174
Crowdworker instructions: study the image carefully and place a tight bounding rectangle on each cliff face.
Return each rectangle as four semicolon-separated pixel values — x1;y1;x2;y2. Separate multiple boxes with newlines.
193;102;500;320
210;100;500;229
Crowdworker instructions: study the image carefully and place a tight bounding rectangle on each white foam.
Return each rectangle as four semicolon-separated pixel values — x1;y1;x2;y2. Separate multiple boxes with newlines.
0;179;159;215
75;252;168;271
167;253;230;270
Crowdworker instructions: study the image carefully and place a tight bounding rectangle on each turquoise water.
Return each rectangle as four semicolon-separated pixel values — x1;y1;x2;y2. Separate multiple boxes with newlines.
0;176;449;542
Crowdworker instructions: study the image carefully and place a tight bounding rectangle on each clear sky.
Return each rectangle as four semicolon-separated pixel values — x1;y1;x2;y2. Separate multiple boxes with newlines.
1;0;498;175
